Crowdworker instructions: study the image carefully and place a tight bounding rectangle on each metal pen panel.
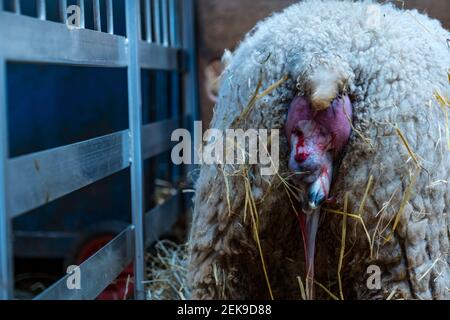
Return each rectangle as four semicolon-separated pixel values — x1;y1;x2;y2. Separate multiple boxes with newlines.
7;130;131;218
35;193;184;299
106;0;114;34
36;0;46;20
93;0;101;31
0;12;128;67
139;42;179;70
0;0;196;300
35;225;135;300
0;58;13;300
142;118;182;160
125;0;145;301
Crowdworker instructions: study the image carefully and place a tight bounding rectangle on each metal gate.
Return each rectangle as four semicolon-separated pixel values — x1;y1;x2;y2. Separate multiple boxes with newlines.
0;0;198;300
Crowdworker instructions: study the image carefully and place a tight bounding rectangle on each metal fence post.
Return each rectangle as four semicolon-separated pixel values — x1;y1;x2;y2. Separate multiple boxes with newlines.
125;0;146;301
0;58;13;300
58;0;67;24
153;0;162;45
37;0;47;20
182;0;199;122
169;0;181;183
181;0;199;180
12;0;21;14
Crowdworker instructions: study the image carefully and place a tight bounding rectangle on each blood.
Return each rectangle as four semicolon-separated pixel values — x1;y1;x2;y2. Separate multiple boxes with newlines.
294;130;305;147
295;151;310;163
294;131;310;163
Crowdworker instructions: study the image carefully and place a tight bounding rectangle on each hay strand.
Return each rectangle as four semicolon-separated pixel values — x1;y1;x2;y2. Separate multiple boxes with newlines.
337;192;349;300
314;280;339;300
238;72;288;122
242;167;274;300
297;276;307;300
384;168;419;244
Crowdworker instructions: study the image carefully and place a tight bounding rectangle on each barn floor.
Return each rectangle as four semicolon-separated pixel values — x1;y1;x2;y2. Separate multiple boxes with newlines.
145;240;188;300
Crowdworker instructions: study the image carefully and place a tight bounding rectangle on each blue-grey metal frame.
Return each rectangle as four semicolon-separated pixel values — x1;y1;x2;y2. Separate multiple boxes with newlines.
0;57;13;300
0;0;198;300
125;0;146;301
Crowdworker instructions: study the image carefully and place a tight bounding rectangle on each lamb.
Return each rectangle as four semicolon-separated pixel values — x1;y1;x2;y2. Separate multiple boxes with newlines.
187;0;450;300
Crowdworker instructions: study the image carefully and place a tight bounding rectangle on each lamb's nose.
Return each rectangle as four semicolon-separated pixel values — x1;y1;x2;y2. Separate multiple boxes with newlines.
308;154;333;209
308;188;325;209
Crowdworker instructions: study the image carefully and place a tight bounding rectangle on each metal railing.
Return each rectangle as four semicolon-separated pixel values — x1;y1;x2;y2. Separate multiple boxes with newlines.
0;0;198;300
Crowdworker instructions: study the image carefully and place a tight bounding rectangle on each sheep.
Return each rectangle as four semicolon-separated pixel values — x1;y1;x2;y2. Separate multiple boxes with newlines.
187;0;450;300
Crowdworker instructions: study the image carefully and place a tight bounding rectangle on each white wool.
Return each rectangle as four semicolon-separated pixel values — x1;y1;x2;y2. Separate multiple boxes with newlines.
307;65;345;110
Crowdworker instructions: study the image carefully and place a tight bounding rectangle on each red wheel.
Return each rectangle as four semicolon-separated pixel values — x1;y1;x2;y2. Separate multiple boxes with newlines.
75;235;134;300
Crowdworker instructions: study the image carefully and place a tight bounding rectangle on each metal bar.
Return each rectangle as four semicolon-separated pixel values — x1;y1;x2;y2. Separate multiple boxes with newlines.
142;118;182;160
169;0;181;181
0;58;13;300
125;0;145;301
181;0;199;119
161;0;169;46
58;0;67;24
35;193;186;299
144;193;181;247
152;0;161;44
168;0;178;47
139;41;179;70
0;12;128;67
36;0;46;20
0;13;181;69
181;0;199;177
77;0;85;28
93;0;101;31
12;0;20;14
170;73;181;181
35;226;135;300
106;0;113;34
144;0;152;42
7;130;130;218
